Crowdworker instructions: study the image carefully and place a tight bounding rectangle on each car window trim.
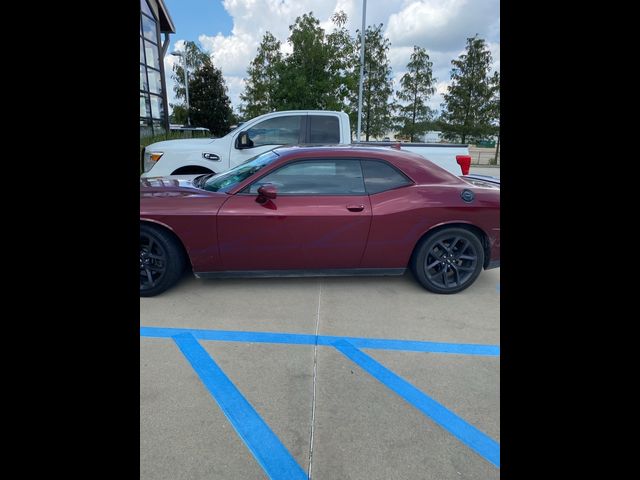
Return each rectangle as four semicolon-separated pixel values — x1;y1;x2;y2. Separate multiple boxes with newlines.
360;158;415;195
236;157;417;196
238;157;367;196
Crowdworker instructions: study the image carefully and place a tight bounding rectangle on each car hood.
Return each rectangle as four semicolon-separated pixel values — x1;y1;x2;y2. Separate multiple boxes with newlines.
140;175;220;198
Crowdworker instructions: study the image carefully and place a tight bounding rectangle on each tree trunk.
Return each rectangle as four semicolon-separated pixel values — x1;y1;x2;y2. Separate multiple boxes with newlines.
365;68;371;142
494;131;500;164
411;85;417;142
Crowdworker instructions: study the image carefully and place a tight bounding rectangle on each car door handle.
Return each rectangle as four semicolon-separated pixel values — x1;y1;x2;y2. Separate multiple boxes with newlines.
346;204;365;212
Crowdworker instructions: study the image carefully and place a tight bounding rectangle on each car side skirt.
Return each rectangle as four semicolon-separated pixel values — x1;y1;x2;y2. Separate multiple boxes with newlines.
485;260;500;270
194;268;406;279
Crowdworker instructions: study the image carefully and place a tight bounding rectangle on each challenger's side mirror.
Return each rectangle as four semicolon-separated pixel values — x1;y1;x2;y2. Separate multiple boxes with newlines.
257;184;277;200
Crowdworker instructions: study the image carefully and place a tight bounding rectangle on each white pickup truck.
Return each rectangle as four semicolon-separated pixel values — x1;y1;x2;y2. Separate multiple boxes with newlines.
141;110;473;177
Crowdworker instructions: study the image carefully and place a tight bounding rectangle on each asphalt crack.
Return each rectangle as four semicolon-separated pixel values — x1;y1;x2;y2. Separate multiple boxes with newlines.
307;279;322;479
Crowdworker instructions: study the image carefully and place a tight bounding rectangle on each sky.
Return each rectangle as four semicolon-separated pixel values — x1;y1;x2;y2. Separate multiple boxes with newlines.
162;0;500;117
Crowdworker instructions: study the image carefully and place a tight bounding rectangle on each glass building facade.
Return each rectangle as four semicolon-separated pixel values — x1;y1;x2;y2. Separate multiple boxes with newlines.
140;0;174;137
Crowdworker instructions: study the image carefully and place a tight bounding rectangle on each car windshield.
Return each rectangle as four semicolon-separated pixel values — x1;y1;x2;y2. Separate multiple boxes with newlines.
202;150;280;192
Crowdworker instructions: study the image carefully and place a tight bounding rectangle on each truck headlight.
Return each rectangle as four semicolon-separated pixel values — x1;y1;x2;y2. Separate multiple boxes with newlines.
143;151;163;172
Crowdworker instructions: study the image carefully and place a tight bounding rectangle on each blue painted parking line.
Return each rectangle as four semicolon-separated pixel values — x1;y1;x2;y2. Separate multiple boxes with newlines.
333;340;500;468
141;326;499;356
172;332;307;480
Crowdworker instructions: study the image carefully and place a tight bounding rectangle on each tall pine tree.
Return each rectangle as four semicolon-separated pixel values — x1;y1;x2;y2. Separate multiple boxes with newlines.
240;32;283;118
188;61;232;137
395;46;436;142
171;41;232;135
352;24;394;141
440;36;500;143
274;13;332;109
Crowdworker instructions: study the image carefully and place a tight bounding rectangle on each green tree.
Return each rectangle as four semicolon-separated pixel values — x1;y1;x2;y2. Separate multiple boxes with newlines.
170;41;232;136
395;46;436;142
188;62;233;136
440;36;500;143
274;13;333;109
490;71;500;163
271;12;356;112
326;11;358;114
169;105;188;125
351;24;394;141
240;32;283;118
170;40;209;120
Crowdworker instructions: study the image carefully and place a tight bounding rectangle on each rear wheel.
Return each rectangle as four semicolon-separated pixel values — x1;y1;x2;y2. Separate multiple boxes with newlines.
411;227;484;294
140;224;186;297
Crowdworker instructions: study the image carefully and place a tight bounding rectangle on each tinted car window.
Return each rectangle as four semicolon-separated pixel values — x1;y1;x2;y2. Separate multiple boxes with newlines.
309;116;340;143
361;160;412;194
246;115;303;147
247;160;365;195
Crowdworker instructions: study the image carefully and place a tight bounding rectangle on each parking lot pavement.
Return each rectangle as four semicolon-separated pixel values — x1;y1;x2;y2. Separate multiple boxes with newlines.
141;269;500;479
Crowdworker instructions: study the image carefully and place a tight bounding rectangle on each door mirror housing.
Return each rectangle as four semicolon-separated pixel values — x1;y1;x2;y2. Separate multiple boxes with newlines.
257;184;277;202
236;131;254;149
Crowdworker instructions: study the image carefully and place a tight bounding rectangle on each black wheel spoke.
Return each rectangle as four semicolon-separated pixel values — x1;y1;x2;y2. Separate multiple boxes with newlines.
147;253;163;260
146;264;165;272
426;259;441;270
144;267;154;285
430;248;445;261
457;266;475;272
448;237;460;252
451;265;460;285
458;254;475;261
428;269;444;284
437;241;449;253
443;267;449;287
456;239;469;255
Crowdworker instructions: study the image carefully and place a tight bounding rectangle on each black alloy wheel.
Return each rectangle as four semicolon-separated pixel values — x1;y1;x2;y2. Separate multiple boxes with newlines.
412;227;484;294
140;224;186;297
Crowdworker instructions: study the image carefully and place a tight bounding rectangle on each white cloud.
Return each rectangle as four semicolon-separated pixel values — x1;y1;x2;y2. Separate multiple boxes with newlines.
163;0;499;118
199;32;255;77
386;0;499;51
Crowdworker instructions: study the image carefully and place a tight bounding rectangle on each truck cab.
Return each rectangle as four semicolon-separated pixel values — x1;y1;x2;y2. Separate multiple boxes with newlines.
141;110;351;177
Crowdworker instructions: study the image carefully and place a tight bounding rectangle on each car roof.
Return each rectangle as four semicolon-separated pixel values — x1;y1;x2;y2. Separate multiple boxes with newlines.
271;145;464;185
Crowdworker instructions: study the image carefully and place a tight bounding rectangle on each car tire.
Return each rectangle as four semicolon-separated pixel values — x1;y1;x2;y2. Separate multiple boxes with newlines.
411;227;484;294
140;224;186;297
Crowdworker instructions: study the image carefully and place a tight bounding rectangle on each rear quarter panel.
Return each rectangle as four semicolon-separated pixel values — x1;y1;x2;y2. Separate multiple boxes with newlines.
360;184;500;268
400;145;469;176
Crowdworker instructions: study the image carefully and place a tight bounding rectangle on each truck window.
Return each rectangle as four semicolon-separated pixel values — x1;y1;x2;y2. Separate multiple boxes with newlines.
246;115;303;147
309;115;340;143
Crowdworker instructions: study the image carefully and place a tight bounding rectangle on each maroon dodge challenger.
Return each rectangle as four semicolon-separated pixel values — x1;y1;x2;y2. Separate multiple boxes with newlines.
140;145;500;296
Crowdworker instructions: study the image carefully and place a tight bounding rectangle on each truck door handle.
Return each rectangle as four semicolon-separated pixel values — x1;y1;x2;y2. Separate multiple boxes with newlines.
346;204;365;212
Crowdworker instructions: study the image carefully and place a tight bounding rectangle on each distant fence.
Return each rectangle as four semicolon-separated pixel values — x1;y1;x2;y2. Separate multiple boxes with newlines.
469;147;500;165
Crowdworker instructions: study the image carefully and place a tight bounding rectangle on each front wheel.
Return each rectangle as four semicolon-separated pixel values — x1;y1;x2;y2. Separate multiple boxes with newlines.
411;228;484;294
140;224;186;297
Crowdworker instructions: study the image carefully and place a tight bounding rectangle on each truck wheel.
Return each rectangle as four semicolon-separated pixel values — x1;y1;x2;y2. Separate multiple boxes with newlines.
171;166;213;175
411;227;484;294
140;224;186;297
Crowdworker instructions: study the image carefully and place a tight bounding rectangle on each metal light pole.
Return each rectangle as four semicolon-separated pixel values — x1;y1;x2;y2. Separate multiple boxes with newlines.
356;0;367;142
170;51;190;126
